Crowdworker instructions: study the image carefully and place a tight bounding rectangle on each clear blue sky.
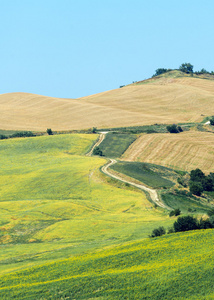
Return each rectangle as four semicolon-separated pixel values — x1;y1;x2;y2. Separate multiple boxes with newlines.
0;0;214;98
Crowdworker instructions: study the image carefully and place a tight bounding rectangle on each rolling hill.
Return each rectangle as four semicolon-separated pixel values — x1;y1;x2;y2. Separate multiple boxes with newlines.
0;134;172;275
1;70;214;299
1;71;214;131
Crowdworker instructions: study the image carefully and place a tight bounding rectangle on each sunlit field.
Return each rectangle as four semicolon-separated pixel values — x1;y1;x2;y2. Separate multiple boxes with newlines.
1;72;214;131
0;134;172;275
0;229;214;299
122;131;214;173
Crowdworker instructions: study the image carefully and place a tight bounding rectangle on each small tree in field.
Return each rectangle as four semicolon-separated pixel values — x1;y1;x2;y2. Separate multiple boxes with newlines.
47;128;53;135
150;226;166;238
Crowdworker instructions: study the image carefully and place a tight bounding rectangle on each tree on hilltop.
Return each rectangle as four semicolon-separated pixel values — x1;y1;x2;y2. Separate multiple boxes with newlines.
179;63;194;74
153;68;171;77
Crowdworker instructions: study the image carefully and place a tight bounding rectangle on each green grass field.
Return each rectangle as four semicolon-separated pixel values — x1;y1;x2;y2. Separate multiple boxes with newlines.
98;132;136;158
110;161;176;188
0;229;214;299
161;190;212;214
0;134;173;276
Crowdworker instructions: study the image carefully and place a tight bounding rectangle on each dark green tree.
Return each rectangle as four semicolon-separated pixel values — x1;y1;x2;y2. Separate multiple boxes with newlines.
47;128;53;135
198;218;213;229
173;216;199;232
169;208;181;217
153;68;170;77
93;146;103;156
189;181;203;196
179;63;194;74
190;168;205;182
167;124;183;133
150;226;166;237
210;116;214;126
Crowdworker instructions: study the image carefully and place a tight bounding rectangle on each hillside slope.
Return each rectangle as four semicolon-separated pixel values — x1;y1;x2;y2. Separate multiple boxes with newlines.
1;229;214;299
1;71;214;130
122;131;214;173
0;134;172;275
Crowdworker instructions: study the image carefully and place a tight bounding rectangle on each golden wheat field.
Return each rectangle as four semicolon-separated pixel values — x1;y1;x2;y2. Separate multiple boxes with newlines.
1;71;214;131
122;131;214;173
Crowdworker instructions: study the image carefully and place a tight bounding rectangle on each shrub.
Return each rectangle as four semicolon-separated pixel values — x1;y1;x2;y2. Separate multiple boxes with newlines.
152;68;171;77
167;227;174;234
189;181;203;196
47;128;53;135
210;116;214;126
10;131;35;138
177;177;187;187
93;146;103;156
169;208;181;217
167;124;183;133
198;218;213;229
150;226;166;238
173;216;199;232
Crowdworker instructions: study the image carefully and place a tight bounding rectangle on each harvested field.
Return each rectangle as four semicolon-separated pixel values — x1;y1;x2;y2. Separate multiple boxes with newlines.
1;72;214;130
122;131;214;173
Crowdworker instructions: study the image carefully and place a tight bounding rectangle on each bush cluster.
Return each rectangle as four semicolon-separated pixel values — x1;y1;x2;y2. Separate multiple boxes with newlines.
150;214;214;237
169;208;181;217
93;146;103;156
150;226;165;238
166;124;183;133
0;131;35;139
189;168;214;196
153;63;214;77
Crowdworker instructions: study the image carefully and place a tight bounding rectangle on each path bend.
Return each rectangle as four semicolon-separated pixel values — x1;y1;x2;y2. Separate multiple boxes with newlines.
86;132;108;156
101;159;169;209
88;133;169;209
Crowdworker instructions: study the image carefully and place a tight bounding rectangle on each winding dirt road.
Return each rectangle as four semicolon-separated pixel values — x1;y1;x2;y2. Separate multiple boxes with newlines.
101;159;169;209
86;132;108;156
88;132;169;209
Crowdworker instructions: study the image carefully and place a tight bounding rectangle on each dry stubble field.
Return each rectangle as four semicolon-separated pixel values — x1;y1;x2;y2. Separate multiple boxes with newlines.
0;71;214;131
122;131;214;173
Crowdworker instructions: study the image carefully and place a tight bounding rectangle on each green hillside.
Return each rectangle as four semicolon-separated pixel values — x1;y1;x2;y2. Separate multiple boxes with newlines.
0;134;172;276
0;229;213;299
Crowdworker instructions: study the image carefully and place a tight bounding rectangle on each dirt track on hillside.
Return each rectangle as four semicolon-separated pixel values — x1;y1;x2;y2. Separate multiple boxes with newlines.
87;133;169;209
101;159;169;209
86;132;107;156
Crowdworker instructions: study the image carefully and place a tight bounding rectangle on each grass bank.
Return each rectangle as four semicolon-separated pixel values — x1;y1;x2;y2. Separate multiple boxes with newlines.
0;229;214;299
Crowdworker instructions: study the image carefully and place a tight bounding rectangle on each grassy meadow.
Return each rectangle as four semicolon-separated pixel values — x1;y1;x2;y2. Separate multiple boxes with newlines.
110;161;177;188
98;132;136;158
0;229;214;299
0;134;173;276
122;131;214;173
161;191;212;214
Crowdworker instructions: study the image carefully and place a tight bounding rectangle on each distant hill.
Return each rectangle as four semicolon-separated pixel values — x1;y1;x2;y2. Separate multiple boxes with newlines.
1;70;214;131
